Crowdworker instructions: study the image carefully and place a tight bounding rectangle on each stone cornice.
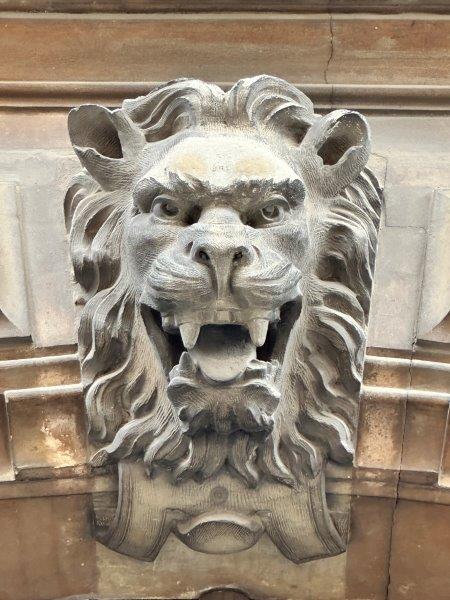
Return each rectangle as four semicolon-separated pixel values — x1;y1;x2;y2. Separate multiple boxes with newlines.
0;13;449;106
1;82;449;112
0;1;448;13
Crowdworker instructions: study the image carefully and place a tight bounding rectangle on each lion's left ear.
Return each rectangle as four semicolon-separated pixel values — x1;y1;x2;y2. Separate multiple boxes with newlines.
68;104;146;191
299;110;370;197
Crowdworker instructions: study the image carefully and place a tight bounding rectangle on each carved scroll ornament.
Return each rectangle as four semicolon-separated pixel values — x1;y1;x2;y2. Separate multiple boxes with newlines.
65;76;382;563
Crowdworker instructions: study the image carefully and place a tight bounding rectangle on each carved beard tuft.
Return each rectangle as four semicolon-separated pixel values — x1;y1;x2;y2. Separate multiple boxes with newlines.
162;431;267;488
168;351;281;436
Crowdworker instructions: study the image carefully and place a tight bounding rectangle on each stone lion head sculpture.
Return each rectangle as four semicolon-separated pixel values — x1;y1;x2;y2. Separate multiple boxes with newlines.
66;75;381;501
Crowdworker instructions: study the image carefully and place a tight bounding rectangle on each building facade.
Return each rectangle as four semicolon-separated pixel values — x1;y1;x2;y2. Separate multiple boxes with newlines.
0;3;449;599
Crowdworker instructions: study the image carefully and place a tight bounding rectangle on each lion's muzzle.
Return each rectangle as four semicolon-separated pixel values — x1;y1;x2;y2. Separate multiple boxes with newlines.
139;206;301;434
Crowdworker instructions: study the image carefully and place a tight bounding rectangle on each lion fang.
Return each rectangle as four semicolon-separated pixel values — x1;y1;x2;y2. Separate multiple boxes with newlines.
247;319;269;347
179;322;201;349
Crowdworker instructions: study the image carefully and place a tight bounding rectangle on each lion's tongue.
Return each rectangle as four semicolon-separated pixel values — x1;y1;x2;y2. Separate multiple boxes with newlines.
189;324;256;383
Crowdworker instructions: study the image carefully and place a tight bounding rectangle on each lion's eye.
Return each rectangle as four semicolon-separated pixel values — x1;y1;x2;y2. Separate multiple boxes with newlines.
262;203;281;220
254;196;289;227
152;196;180;219
161;202;178;217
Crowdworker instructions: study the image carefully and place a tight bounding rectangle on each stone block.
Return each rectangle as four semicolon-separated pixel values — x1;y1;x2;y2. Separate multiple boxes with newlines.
352;466;398;500
96;535;347;599
363;356;410;389
382;158;450;229
0;181;30;338
0;354;80;393
0;15;331;84
388;500;450;600
0;110;71;151
356;387;406;471
401;395;448;474
329;18;450;85
346;496;395;600
7;385;87;476
368;225;426;350
417;189;450;342
385;183;432;229
1;15;449;87
370;116;450;157
0;152;79;347
410;358;450;393
0;494;96;600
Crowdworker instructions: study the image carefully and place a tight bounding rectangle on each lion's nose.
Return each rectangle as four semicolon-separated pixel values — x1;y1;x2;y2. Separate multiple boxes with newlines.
190;242;253;299
192;244;249;266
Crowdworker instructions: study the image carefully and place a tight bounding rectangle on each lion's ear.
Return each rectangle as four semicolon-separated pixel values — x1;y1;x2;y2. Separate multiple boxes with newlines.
299;110;370;197
68;105;145;190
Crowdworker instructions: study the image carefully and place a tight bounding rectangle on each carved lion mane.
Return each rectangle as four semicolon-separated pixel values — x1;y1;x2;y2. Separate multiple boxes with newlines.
65;76;382;489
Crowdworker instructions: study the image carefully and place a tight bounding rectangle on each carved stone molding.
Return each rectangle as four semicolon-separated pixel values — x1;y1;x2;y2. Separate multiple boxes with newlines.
2;81;450;111
0;182;30;339
1;1;448;13
65;75;383;565
1;14;449;99
418;189;450;343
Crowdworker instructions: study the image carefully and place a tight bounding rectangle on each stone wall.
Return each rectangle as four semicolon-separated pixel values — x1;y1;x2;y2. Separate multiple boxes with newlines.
0;5;449;600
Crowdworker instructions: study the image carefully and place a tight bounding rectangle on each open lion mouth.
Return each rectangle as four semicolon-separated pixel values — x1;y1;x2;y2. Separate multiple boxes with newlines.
161;308;280;383
141;301;299;434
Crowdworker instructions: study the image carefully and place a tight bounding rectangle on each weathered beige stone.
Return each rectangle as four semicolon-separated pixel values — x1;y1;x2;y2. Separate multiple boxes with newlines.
346;496;394;600
0;182;30;338
418;189;450;342
0;495;96;600
96;535;347;600
356;388;406;471
7;385;87;476
369;225;426;350
0;11;449;598
363;356;411;389
401;394;448;475
388;500;450;600
0;152;78;347
0;354;80;392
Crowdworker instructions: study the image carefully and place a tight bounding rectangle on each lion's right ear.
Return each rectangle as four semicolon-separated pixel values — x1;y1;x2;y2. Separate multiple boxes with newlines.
68;105;145;190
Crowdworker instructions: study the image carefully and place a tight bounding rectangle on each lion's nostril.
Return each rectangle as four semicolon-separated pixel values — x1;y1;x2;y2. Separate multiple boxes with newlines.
191;243;251;269
198;250;210;263
190;244;210;264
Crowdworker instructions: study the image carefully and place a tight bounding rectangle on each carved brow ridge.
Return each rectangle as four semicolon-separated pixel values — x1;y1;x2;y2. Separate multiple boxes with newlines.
139;172;305;206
